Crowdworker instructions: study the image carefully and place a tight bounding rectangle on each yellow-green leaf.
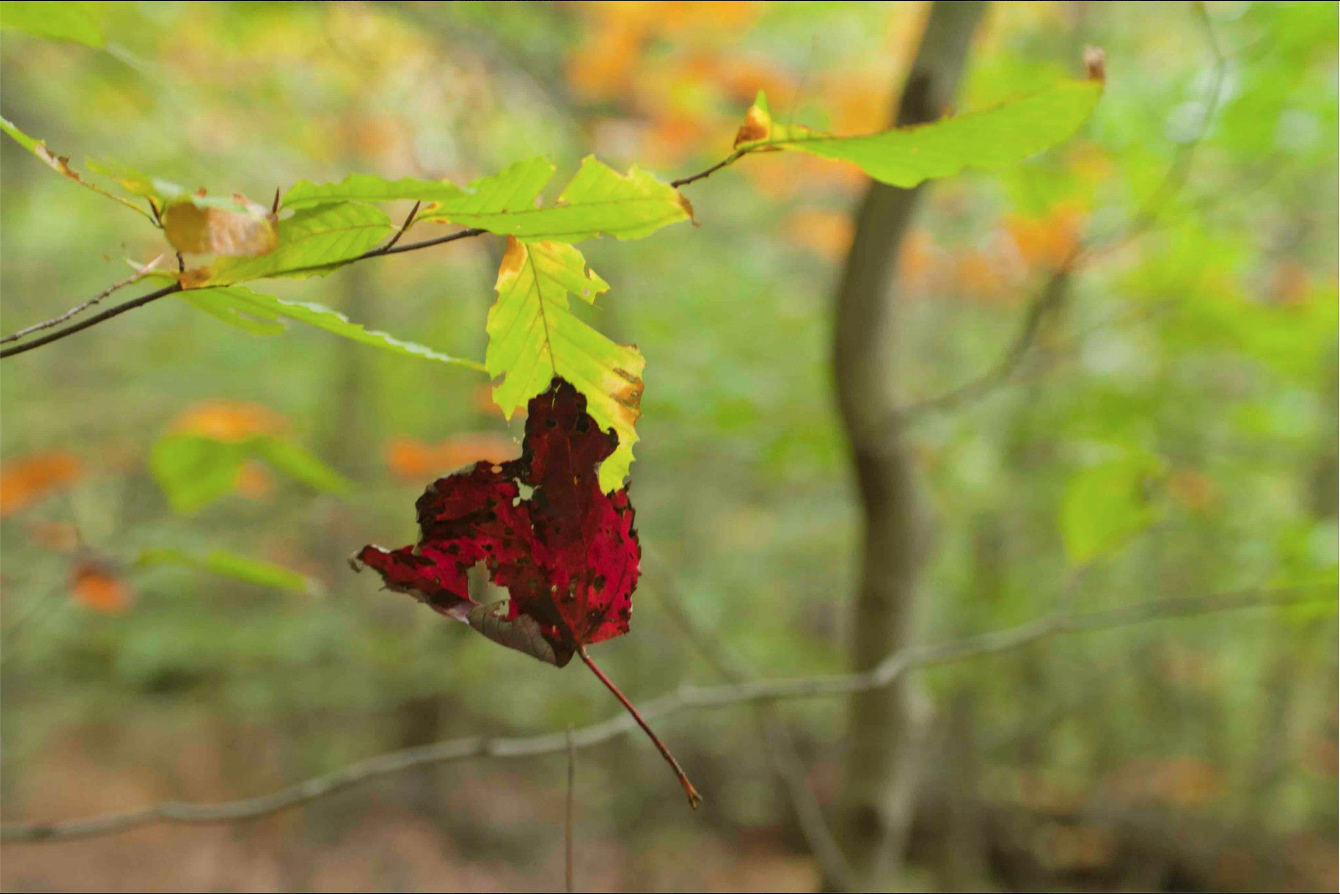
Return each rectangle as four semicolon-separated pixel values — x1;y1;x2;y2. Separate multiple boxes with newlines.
422;155;692;242
184;203;393;287
487;236;644;490
733;77;1103;188
177;284;484;370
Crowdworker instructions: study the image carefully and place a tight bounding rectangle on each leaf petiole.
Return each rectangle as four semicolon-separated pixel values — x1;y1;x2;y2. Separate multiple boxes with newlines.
577;646;701;810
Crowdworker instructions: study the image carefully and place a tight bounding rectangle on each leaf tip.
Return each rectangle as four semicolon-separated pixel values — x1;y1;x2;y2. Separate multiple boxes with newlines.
1083;45;1107;83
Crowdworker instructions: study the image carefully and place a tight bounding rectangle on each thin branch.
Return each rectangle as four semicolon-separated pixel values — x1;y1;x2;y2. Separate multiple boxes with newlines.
380;200;422;254
645;555;856;889
577;645;701;809
0;254;165;345
565;725;576;894
888;1;1226;426
1;584;1320;843
670;151;744;189
0;283;184;359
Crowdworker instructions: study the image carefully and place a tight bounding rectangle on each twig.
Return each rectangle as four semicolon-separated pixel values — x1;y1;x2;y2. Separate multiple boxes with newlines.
1;584;1320;843
566;724;576;894
645;555;856;889
0;254;165;345
670;151;744;189
380;201;422;254
887;1;1227;426
577;645;701;809
0;283;184;359
2;139;735;362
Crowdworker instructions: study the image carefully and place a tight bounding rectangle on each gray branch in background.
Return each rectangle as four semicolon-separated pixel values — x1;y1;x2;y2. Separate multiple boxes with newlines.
1;584;1322;844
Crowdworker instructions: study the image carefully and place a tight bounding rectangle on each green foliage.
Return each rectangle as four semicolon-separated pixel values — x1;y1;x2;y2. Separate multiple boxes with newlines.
421;156;693;242
734;78;1103;188
0;1;103;47
137;548;316;595
282;173;470;209
177;285;483;368
1059;452;1163;565
188;203;394;286
0;116;152;219
150;431;347;514
487;238;644;491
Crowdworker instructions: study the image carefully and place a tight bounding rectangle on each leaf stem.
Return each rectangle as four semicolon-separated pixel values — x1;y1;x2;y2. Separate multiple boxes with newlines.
577;645;701;809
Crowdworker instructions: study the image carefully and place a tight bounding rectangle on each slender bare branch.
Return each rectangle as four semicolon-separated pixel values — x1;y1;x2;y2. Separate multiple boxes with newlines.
565;725;576;894
0;254;165;346
670;151;744;189
644;555;856;889
1;583;1322;844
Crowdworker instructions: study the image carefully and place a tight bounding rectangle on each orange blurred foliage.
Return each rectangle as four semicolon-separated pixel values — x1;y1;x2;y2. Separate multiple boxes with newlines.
170;400;287;442
0;451;82;517
384;434;520;482
1005;203;1085;268
233;461;276;500
783;208;854;262
69;561;133;615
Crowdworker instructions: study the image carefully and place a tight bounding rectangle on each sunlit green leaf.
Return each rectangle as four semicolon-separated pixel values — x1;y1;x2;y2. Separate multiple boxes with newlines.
0;1;104;47
282;173;469;209
0;116;153;218
422;155;692;242
177;285;485;370
187;203;394;286
487;237;644;491
733;78;1103;188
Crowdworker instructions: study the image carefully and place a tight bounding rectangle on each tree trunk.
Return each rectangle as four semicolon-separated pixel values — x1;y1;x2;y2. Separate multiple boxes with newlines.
830;2;987;888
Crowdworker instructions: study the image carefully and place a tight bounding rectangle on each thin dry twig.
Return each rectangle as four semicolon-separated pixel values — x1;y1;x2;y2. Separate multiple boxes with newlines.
1;584;1320;843
0;254;166;346
566;725;576;894
644;555;856;889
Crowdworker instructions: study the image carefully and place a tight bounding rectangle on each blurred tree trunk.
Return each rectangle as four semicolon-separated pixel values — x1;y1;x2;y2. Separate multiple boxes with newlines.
830;2;986;888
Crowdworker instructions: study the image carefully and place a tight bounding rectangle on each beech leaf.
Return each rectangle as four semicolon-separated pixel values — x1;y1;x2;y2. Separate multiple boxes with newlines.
486;237;644;491
162;198;279;258
175;284;484;370
422;155;692;242
184;203;394;287
733;76;1103;188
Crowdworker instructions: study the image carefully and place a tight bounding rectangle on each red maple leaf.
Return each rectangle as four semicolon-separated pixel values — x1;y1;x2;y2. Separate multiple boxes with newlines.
352;378;698;807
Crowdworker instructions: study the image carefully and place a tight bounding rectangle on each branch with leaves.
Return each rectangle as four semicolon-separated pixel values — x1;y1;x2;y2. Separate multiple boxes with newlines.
1;583;1324;843
2;62;1105;808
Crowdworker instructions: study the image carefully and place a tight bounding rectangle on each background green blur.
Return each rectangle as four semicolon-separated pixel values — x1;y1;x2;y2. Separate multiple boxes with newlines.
0;2;1336;891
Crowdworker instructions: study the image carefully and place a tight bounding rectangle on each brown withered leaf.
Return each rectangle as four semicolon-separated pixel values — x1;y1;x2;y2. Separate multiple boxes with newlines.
162;195;279;257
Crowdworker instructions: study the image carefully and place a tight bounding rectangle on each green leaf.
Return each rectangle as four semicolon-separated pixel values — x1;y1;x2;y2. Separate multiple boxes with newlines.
187;203;394;286
1060;454;1162;564
283;173;469;209
149;434;243;514
249;437;351;493
137;548;317;595
422;155;692;242
177;284;485;370
150;432;349;514
733;78;1103;188
0;116;153;219
0;1;104;46
487;237;644;491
